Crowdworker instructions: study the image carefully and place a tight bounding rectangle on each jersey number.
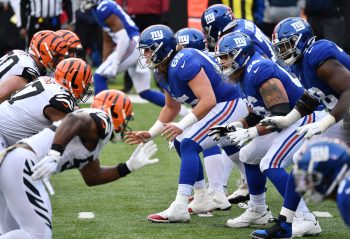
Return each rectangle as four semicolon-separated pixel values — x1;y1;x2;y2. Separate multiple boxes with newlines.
8;80;44;104
0;54;20;79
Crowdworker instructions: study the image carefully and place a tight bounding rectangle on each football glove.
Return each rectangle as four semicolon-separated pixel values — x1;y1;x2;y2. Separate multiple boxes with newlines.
126;140;159;171
297;114;336;139
31;150;61;180
260;109;302;130
208;121;243;141
226;127;258;147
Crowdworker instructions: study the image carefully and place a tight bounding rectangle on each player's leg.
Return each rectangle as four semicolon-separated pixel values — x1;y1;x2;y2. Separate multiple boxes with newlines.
0;148;52;239
226;134;274;228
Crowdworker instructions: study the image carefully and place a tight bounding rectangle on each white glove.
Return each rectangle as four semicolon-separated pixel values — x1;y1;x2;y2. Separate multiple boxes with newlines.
126;140;159;171
297;114;336;140
208;121;243;141
226;127;258;147
260;109;302;129
31;150;61;180
102;63;119;78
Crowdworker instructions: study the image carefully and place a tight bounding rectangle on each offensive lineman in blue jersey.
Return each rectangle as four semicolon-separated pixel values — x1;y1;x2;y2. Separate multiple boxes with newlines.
175;27;250;204
201;3;279;204
212;32;322;236
80;0;165;107
125;25;248;223
201;4;278;61
292;138;350;228
254;17;350;238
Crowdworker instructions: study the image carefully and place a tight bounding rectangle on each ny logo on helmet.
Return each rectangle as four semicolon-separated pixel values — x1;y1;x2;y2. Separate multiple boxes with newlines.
234;37;247;47
178;35;189;45
150;30;164;40
205;13;215;24
291;21;305;32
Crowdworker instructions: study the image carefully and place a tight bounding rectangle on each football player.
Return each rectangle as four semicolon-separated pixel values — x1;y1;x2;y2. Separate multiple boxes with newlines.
80;0;165;106
0;30;68;102
293;138;350;228
0;57;92;152
201;4;278;203
0;90;159;239
56;30;84;58
175;27;248;204
126;25;248;223
253;17;350;238
213;32;322;236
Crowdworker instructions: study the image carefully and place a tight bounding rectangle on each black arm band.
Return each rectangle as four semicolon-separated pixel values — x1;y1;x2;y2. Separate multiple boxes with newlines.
295;92;320;116
269;103;290;116
116;163;131;177
51;144;65;155
244;112;263;127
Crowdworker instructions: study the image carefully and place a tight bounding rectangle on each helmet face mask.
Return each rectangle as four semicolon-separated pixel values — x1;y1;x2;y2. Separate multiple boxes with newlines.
138;42;166;69
273;34;302;66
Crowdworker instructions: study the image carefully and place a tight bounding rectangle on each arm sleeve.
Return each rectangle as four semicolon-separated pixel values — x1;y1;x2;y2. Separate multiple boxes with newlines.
48;94;75;113
96;2;114;22
109;29;129;65
21;67;40;83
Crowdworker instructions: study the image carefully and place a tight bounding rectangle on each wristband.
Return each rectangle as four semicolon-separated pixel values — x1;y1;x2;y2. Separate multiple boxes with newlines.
319;113;336;129
148;120;165;138
116;163;131;177
175;112;198;131
51;144;65;155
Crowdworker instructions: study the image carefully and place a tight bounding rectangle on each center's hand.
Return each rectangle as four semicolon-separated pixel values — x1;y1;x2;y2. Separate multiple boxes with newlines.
161;123;183;141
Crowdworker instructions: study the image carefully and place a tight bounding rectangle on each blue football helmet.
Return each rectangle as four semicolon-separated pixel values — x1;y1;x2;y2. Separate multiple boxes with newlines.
214;32;254;79
137;24;176;69
293;137;350;202
201;4;237;48
272;17;315;65
175;28;207;51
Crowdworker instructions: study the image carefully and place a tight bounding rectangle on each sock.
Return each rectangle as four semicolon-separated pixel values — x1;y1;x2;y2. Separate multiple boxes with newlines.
94;73;108;94
264;168;289;197
296;198;309;213
250;193;266;206
283;171;302;212
175;191;190;204
193;179;206;190
222;151;235;188
203;146;223;193
139;89;165;106
280;207;295;223
177;184;193;198
228;151;246;179
179;139;202;185
244;163;266;195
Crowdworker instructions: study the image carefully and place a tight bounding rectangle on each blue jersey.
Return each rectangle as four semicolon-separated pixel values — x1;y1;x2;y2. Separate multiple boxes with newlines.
93;0;139;38
291;40;350;111
156;48;240;106
240;52;304;117
233;19;278;62
337;176;350;227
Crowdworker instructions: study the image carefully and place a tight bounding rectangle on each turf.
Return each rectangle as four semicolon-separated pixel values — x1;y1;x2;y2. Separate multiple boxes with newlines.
50;102;350;239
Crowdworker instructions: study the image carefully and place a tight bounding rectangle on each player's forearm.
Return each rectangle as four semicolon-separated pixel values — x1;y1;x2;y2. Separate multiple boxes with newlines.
110;29;129;65
192;97;216;120
330;88;350;121
158;105;180;123
82;166;129;186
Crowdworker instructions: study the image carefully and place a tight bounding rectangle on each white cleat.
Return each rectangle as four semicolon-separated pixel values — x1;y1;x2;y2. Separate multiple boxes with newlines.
212;191;231;211
227;179;249;204
188;189;218;214
292;211;322;237
227;202;273;228
147;201;190;223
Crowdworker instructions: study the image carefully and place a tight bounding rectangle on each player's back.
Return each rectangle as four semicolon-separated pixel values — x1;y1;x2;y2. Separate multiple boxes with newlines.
234;19;277;62
23;108;113;171
163;48;240;106
0;50;43;83
0;77;75;146
94;0;139;38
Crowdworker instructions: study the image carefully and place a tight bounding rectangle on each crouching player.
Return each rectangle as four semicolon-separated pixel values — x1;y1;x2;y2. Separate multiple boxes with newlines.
0;90;159;239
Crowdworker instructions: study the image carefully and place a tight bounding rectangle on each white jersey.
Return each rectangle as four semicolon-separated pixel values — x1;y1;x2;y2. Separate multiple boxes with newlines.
0;77;75;146
0;50;44;83
23;108;113;171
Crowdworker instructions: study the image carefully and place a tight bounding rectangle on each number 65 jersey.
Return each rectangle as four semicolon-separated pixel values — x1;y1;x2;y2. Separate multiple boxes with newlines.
0;77;75;148
0;50;45;83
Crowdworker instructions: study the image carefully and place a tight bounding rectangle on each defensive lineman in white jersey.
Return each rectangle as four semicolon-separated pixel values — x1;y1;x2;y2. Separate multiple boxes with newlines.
0;90;159;239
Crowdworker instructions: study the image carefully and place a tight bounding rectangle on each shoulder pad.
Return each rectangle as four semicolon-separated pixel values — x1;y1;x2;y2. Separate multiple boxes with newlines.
89;110;113;140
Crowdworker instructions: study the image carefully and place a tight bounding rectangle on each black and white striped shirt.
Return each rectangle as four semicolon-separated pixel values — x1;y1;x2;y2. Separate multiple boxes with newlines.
19;0;73;28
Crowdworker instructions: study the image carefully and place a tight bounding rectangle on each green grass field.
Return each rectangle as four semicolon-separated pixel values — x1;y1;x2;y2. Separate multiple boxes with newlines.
50;102;349;239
